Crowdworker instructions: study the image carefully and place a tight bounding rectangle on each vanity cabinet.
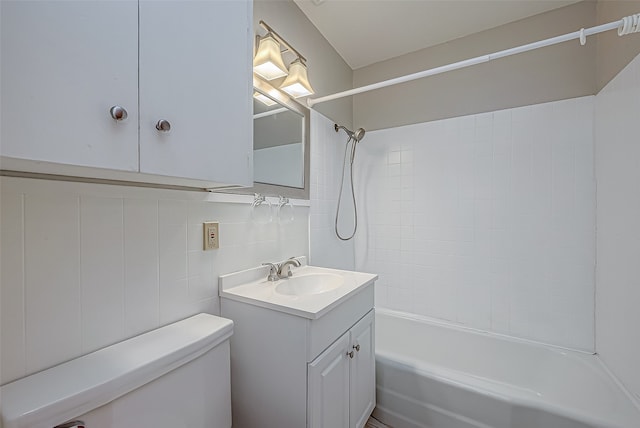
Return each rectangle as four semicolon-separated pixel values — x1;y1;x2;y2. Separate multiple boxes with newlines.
0;0;252;188
308;310;375;428
220;282;375;428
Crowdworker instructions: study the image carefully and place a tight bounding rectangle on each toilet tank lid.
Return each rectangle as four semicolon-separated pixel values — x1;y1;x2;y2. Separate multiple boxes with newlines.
1;313;233;428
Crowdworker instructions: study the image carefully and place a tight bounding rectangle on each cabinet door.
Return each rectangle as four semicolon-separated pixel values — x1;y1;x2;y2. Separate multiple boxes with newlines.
139;0;253;186
1;0;139;171
308;332;350;428
349;310;376;428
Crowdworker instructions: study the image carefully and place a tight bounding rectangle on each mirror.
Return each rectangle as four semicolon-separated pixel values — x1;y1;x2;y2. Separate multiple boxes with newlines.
217;77;310;199
229;77;310;199
253;97;304;188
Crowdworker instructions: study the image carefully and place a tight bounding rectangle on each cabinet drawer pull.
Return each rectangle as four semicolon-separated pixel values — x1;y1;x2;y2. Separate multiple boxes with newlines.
353;344;360;352
109;105;128;121
156;119;171;132
347;350;354;359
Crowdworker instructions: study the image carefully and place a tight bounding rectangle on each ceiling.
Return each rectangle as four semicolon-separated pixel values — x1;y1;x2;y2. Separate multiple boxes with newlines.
293;0;581;69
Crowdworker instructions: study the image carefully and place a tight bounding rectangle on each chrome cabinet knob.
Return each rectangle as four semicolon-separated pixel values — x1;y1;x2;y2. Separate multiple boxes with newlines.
109;105;128;121
353;344;360;352
347;350;354;359
155;119;171;132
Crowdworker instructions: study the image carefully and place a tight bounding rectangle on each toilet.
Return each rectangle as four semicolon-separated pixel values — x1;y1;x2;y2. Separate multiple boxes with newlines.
0;313;233;428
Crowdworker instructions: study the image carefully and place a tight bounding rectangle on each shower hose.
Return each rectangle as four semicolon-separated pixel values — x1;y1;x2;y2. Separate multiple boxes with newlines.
335;136;358;241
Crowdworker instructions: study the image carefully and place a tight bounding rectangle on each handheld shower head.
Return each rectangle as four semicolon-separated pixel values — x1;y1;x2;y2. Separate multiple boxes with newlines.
334;124;366;142
353;128;365;142
333;123;366;241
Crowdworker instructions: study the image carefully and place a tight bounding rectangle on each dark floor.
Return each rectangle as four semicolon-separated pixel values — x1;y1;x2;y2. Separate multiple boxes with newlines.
365;416;392;428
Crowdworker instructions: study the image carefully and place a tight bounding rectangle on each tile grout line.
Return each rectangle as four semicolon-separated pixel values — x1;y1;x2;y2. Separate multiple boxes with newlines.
21;193;27;377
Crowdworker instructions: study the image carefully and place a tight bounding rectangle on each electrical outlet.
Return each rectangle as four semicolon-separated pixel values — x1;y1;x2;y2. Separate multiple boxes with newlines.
203;222;219;250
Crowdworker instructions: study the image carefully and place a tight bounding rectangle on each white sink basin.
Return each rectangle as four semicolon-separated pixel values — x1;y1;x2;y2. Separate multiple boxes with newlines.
275;273;344;296
219;260;378;319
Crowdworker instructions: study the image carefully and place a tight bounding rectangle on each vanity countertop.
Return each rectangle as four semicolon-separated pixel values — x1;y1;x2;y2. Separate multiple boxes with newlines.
218;259;377;319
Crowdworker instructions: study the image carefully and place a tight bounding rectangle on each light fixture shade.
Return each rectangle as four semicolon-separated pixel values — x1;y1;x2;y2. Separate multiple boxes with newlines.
253;91;277;106
280;58;315;98
253;34;288;80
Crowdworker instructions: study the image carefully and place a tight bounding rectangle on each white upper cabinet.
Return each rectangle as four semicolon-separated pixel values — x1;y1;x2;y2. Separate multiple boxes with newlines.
1;0;139;171
1;0;253;188
139;0;252;184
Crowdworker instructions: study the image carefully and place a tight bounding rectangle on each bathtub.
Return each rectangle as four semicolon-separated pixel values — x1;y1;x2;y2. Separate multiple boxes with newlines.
373;309;640;428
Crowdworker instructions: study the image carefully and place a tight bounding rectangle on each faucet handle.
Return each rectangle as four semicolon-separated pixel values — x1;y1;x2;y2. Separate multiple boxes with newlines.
262;263;279;282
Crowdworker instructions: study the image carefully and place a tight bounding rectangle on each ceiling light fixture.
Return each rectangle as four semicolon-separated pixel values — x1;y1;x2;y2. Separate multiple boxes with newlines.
280;58;314;98
253;33;288;80
253;20;315;98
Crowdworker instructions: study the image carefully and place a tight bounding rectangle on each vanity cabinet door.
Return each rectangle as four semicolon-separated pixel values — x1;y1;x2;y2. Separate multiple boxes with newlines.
308;332;351;428
138;0;253;186
1;0;139;171
308;310;376;428
349;310;376;428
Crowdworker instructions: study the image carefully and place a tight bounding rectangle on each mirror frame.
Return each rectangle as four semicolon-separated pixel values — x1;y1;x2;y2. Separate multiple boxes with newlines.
229;76;310;200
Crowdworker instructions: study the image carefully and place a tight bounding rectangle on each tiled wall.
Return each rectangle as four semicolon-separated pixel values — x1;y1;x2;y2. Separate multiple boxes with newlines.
0;177;309;385
354;96;596;351
595;53;640;401
309;110;355;271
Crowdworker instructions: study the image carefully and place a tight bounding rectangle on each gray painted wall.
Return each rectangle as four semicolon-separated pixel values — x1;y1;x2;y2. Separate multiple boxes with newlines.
255;1;639;135
352;1;598;132
596;0;640;90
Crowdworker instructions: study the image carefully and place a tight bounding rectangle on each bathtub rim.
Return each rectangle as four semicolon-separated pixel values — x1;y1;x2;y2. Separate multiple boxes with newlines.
595;354;640;414
375;308;640;428
376;351;629;428
376;307;595;355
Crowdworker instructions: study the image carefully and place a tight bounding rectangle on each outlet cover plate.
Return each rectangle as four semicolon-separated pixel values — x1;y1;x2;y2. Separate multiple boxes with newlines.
203;222;219;250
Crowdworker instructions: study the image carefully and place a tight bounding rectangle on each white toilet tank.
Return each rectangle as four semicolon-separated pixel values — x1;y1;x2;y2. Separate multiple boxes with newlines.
0;313;233;428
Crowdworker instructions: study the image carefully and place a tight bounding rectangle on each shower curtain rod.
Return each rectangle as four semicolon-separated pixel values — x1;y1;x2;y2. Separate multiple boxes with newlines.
306;13;640;108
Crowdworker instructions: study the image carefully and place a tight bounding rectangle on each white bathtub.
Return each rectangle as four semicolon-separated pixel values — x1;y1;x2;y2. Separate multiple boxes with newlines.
373;309;640;428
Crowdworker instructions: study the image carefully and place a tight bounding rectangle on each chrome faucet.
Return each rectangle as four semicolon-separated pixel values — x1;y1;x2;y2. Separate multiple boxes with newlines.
262;263;279;282
262;257;302;281
278;257;301;279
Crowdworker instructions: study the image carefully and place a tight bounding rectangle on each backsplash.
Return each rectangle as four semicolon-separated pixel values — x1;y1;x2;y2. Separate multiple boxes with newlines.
0;177;309;384
354;96;596;351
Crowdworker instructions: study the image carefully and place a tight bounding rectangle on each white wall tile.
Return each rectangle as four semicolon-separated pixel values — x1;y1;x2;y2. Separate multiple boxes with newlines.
159;277;190;325
187;250;215;301
123;198;159;337
355;97;596;351
1;191;26;382
80;196;125;353
490;261;511;333
0;177;309;384
309;110;355;271
595;52;640;401
24;193;82;375
159;221;187;283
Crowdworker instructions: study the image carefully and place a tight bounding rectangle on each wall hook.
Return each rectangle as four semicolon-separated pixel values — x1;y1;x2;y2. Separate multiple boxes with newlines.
277;196;294;224
251;193;272;224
